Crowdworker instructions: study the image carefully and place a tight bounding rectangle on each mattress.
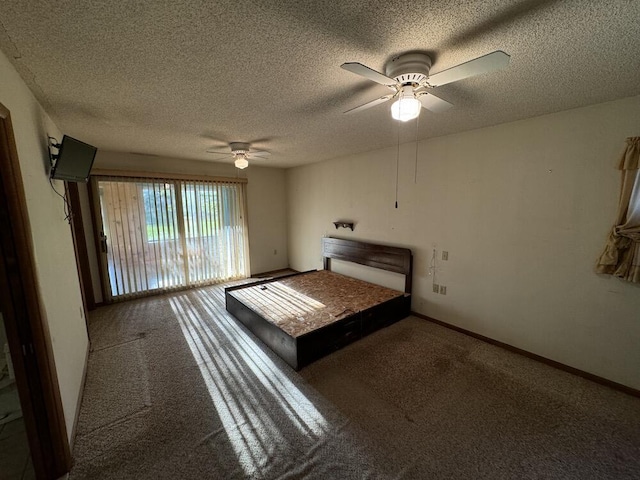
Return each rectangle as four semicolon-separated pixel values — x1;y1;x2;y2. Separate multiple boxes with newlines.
227;270;405;338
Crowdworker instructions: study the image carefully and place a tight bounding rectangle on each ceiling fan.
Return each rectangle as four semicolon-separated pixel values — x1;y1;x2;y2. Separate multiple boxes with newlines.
206;142;271;169
341;50;510;121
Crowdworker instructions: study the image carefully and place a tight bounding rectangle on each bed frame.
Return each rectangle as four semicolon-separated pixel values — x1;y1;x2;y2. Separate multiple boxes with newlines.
225;237;413;370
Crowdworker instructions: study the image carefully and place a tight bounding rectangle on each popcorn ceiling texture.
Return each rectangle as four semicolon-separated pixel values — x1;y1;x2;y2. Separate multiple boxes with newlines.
1;0;639;168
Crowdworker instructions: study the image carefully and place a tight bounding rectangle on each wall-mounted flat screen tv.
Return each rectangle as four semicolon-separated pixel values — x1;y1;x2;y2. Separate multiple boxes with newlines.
50;135;97;183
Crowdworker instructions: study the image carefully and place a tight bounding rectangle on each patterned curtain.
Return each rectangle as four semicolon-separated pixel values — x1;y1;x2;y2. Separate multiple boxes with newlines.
596;137;640;283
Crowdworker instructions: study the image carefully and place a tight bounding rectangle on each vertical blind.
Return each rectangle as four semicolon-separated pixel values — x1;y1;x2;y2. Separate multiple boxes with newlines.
95;175;250;300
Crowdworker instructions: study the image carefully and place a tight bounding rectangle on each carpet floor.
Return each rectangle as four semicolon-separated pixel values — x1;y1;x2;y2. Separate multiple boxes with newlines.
69;283;640;479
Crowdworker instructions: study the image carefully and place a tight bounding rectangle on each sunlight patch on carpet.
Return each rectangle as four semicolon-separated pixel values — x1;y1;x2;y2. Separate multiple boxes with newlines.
170;295;328;477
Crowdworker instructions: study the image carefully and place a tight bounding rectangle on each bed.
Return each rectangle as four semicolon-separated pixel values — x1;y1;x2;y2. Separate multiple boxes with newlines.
225;237;413;370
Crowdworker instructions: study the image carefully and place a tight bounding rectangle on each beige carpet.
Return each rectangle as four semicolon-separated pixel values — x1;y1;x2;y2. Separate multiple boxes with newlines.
70;283;640;479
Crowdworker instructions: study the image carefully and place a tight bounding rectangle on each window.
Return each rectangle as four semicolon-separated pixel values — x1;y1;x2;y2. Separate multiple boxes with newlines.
142;184;178;242
94;175;250;300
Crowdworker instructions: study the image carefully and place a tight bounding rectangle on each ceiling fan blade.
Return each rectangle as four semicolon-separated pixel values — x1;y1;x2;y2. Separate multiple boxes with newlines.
249;150;271;158
341;62;397;87
427;51;510;87
206;149;231;155
418;93;453;113
344;94;394;115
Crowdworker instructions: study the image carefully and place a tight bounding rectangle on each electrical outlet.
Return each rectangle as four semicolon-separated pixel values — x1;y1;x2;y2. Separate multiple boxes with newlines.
439;285;447;295
433;284;440;293
442;251;449;261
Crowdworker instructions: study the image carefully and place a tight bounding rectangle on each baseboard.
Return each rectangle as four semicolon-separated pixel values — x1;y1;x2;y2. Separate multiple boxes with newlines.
69;342;90;452
411;311;640;398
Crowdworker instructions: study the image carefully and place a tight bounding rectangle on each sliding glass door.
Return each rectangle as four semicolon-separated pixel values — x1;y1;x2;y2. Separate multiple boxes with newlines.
93;176;250;301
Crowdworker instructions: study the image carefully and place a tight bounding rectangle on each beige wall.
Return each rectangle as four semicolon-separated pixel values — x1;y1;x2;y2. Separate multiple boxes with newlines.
90;151;288;283
286;95;640;390
0;50;88;441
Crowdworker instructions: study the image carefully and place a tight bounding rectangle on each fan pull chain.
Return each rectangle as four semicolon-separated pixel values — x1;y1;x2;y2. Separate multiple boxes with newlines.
395;121;400;209
414;115;420;184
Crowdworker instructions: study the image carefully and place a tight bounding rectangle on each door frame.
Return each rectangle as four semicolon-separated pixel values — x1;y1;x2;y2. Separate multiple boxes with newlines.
66;182;96;311
88;177;111;303
0;103;71;478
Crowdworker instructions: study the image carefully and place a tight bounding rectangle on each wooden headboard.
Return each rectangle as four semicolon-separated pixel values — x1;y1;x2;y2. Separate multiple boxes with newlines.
322;237;413;294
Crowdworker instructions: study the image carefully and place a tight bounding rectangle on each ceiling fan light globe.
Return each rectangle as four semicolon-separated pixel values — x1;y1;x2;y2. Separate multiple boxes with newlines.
234;158;249;169
391;97;421;122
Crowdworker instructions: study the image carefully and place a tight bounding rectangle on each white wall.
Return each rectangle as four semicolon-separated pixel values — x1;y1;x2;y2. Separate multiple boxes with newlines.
90;151;288;284
0;50;88;441
286;95;640;390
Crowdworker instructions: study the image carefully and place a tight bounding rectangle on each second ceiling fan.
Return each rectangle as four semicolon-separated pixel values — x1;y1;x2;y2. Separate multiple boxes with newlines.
341;50;510;121
206;142;271;169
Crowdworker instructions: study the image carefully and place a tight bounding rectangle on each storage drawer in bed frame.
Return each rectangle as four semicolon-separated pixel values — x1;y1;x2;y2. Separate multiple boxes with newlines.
296;294;410;369
225;237;413;371
226;286;410;370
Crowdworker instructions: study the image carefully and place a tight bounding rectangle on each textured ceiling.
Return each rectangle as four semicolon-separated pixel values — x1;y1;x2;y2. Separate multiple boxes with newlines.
1;0;639;168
